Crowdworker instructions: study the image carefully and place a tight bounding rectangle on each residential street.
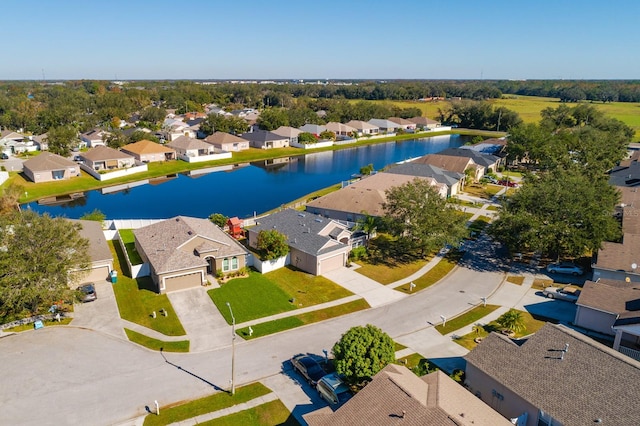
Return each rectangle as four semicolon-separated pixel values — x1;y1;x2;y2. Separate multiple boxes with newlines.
0;235;576;426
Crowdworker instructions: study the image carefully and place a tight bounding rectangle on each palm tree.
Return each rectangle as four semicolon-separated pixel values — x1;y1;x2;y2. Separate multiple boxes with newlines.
472;323;483;336
355;214;378;246
497;309;526;334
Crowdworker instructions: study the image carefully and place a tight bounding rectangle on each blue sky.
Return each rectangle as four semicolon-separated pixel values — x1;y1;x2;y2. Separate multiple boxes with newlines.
2;0;638;80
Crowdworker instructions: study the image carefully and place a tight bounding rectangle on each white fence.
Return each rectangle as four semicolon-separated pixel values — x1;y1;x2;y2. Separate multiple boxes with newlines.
104;219;165;230
290;140;335;149
80;163;148;181
0;171;8;186
107;226;151;278
248;253;289;274
179;151;232;163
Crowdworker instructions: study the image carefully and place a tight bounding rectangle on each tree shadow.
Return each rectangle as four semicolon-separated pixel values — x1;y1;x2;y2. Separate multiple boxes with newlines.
455;234;512;273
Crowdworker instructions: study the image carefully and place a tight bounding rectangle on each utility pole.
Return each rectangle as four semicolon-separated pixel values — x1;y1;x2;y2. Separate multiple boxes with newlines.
226;302;236;395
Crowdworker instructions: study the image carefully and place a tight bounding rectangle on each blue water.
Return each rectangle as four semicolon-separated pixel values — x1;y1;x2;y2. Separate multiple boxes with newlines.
25;134;470;219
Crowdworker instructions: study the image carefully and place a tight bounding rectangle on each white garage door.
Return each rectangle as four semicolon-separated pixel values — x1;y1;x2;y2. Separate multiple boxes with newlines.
319;254;345;275
164;272;202;292
82;266;111;283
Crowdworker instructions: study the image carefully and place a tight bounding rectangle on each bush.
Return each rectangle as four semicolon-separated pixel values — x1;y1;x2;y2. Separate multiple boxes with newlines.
350;246;367;261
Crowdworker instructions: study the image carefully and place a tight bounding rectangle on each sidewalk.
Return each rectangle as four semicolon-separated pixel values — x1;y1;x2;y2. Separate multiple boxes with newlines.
166;393;278;426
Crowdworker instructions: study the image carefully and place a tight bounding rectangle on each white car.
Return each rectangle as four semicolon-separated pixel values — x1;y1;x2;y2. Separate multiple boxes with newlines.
546;262;584;276
543;286;581;302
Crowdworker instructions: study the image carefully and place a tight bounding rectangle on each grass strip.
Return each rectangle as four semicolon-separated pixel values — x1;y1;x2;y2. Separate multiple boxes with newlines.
199;399;299;426
5;317;73;332
396;250;463;294
237;299;370;339
506;276;525;285
142;382;272;426
109;241;186;336
355;257;430;285
124;328;189;353
118;229;143;264
453;310;547;350
435;304;501;335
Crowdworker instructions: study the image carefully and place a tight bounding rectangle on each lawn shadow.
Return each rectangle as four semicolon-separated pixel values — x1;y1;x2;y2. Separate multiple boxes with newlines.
160;348;224;392
136;276;157;292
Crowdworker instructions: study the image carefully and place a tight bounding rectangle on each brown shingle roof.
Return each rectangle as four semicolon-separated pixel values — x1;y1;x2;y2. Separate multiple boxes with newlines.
577;280;640;320
167;135;211;150
81;145;133;161
410;154;476;174
465;323;640;426
596;233;640;273
203;132;249;144
408;116;441;126
133;216;247;274
70;219;113;264
23;152;76;172
121;140;175;155
304;365;510;426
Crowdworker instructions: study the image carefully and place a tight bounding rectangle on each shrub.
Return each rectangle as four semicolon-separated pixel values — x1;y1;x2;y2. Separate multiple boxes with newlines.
350;246;368;261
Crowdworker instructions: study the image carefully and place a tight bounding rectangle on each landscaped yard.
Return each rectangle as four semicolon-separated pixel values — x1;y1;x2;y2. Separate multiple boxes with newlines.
109;241;186;336
396;250;464;294
200;400;299;426
265;266;353;306
354;257;430;285
124;328;189;352
142;383;272;426
118;229;143;265
462;183;504;199
506;275;525;285
236;298;370;339
435;304;501;335
453;309;547;350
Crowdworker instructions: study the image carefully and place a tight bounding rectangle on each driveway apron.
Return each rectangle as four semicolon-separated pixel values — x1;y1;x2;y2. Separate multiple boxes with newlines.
323;267;407;308
71;278;126;339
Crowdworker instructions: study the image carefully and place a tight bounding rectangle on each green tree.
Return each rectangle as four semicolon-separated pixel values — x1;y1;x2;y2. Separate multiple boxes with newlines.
256;229;289;260
488;169;620;259
359;164;374;175
257;108;289;131
80;209;106;223
332;324;395;384
140;106;167;125
319;130;336;141
0;210;90;319
381;179;468;256
496;309;526;334
200;114;249;136
209;213;229;228
128;130;159;144
0;183;23;215
298;132;317;144
355;213;379;244
47;125;78;156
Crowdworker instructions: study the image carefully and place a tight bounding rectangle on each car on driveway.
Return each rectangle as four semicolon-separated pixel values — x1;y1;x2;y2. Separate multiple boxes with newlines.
290;354;327;386
316;372;352;405
497;180;519;187
77;282;97;302
546;262;584;276
543;286;581;302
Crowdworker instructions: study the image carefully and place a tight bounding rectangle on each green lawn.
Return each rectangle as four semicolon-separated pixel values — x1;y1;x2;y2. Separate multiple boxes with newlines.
209;271;297;324
435;304;501;335
506;275;525;285
264;266;353;307
6;317;73;332
236;299;370;339
142;383;272;426
200;400;299;426
109;241;186;336
355;257;430;285
396;250;464;294
118;229;143;265
124;328;189;352
462;183;504;199
454;309;547;350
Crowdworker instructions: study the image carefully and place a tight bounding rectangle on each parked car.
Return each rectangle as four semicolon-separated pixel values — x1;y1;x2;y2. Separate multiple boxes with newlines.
546;262;584;276
77;282;97;302
497;180;519;187
290;354;327;386
1;153;9;160
543;286;581;302
316;373;352;405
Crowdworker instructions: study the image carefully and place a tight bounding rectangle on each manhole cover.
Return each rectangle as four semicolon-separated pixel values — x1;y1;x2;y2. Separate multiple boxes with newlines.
459;290;465;293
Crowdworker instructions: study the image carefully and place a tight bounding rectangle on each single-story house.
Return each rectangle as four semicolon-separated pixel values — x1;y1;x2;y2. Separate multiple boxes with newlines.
408;116;442;130
304;364;511;426
306;172;446;223
368;119;399;133
387;117;417;131
79;145;136;171
298;124;327;137
345;120;379;136
385;162;464;197
133;216;249;293
203;132;250;152
465;323;640;426
80;129;110;148
272;126;303;145
121;139;176;162
240;130;290;149
23;152;81;183
439;147;503;174
324;122;356;137
167;135;216;161
410;153;483;182
31;133;49;151
247;209;351;276
71;219;113;284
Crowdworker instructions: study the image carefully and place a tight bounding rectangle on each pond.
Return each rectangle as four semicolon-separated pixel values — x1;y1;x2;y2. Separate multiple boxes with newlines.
25;134;471;219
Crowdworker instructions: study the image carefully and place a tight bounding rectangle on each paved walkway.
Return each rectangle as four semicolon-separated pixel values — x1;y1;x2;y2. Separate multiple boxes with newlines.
322;266;407;307
166;393;278;426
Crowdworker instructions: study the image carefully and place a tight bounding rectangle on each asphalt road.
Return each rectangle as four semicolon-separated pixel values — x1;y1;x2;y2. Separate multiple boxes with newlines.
0;236;507;426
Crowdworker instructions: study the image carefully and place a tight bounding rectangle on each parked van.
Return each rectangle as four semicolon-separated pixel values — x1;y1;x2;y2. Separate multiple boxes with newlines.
316;373;352;405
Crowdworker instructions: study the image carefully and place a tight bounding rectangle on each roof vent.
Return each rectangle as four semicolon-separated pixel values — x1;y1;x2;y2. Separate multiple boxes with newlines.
298;213;305;217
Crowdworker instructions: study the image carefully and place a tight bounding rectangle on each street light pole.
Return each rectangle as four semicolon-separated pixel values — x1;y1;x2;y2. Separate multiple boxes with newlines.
226;302;236;395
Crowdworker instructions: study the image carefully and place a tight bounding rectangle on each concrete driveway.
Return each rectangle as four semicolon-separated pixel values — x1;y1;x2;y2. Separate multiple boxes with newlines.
322;266;407;308
167;287;231;352
71;279;125;339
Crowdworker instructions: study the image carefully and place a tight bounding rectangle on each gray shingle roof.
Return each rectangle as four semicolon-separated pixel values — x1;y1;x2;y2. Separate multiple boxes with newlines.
133;216;247;274
385;163;463;186
240;130;288;143
23;152;76;172
438;147;500;169
465;323;640;426
577;280;640;323
71;219;113;264
167;135;211;150
81;145;133;161
251;209;349;256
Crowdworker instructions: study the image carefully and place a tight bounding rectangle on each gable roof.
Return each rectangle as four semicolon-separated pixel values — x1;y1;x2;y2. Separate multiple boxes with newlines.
167;135;211;150
408;116;441;126
346;120;379;131
121;140;175;155
240;130;288;143
299;124;327;134
305;365;510;426
307;173;442;217
81;145;133;161
438;148;500;168
387;117;414;126
133;216;247;274
596;233;640;274
272;126;303;138
0;130;25;141
203;132;249;145
465;323;640;425
368;118;399;129
23;152;76;171
251;209;350;257
324;122;356;133
385;163;463;187
410;154;477;174
577;280;640;323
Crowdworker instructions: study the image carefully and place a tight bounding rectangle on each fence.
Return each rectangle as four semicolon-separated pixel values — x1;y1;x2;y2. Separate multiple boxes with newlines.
80;163;149;181
248;253;290;274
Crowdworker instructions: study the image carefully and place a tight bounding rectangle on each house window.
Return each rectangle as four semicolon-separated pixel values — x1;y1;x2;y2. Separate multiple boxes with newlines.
231;256;238;270
223;258;229;272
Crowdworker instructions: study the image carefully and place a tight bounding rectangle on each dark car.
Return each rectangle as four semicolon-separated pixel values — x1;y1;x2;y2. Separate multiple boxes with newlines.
77;282;97;302
290;354;326;386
